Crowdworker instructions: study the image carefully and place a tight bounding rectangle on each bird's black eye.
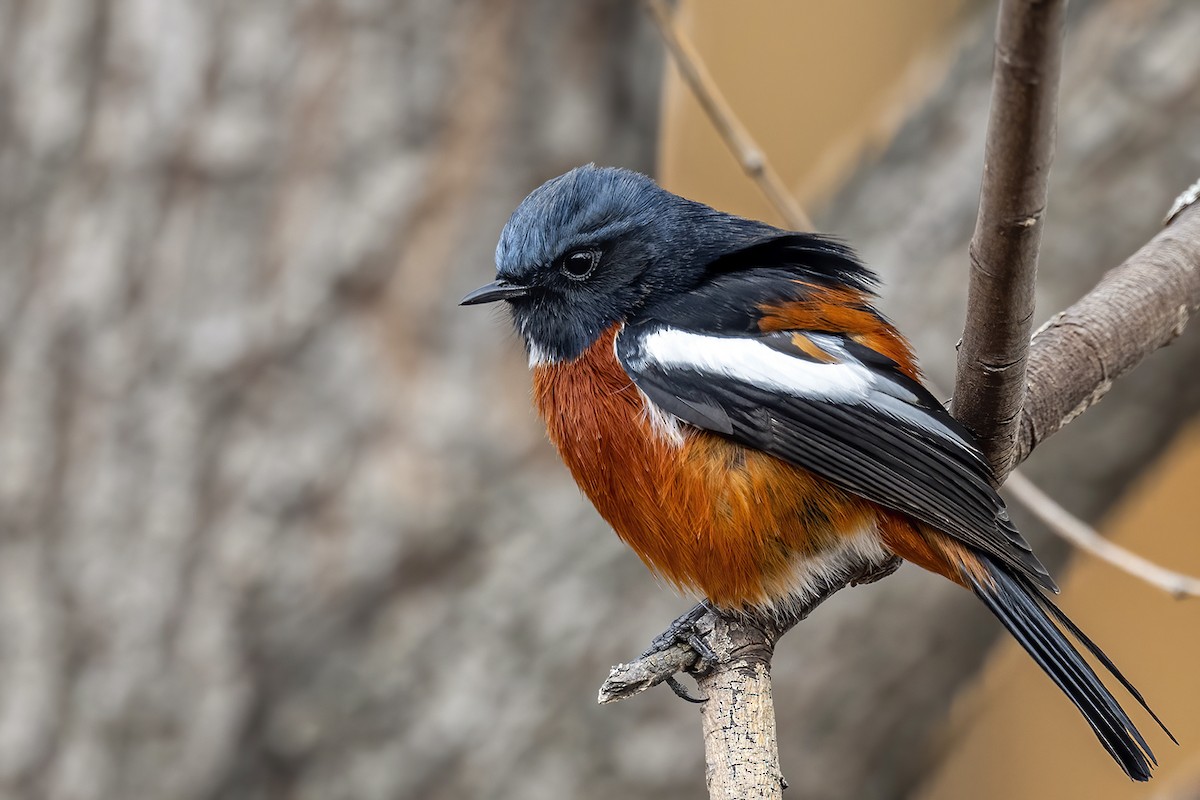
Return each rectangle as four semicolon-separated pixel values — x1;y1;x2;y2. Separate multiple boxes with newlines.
558;248;600;281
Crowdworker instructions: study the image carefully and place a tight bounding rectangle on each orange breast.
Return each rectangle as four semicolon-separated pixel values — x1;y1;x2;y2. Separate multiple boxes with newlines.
532;325;883;609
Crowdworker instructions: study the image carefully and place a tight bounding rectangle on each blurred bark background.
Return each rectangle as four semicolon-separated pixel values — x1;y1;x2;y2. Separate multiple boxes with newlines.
0;1;1197;800
0;2;662;798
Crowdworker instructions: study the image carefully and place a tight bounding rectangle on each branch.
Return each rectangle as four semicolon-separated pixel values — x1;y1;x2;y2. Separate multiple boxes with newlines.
604;607;787;800
693;619;785;800
955;0;1067;476
1016;203;1200;469
693;612;785;800
599;560;900;800
640;0;811;230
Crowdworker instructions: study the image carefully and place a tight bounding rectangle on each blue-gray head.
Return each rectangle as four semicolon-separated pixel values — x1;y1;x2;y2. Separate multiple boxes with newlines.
460;165;778;363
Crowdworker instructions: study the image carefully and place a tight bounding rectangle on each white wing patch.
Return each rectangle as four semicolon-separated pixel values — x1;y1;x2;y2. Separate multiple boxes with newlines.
634;327;874;402
624;326;980;456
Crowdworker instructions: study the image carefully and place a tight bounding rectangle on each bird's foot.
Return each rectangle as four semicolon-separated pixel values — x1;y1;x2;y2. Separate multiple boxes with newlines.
600;560;903;705
636;601;721;703
641;600;717;662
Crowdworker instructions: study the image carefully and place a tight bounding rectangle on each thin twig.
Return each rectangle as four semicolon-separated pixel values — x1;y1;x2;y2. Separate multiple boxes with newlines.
955;0;1068;476
641;0;811;231
1004;471;1200;599
923;376;1200;600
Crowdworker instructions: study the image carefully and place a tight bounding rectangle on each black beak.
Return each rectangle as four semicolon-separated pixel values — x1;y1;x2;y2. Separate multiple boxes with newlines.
459;279;530;306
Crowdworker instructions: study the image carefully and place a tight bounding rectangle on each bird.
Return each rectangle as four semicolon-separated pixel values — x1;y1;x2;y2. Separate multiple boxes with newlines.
460;164;1171;780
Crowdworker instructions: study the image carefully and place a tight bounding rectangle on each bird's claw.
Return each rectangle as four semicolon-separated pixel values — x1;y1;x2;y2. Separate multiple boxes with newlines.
639;601;719;703
643;601;711;658
665;676;707;704
687;633;718;670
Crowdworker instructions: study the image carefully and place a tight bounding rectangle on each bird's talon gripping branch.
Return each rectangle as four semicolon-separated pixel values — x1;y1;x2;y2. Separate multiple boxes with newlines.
599;602;725;705
686;633;718;673
637;602;721;701
642;601;711;659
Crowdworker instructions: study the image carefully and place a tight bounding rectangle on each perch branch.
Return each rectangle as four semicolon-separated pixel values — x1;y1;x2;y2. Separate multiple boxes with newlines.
694;617;784;800
955;0;1068;476
605;609;788;799
641;0;811;230
601;559;899;800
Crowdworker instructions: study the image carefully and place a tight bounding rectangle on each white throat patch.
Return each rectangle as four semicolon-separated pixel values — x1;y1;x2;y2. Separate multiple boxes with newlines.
527;342;553;368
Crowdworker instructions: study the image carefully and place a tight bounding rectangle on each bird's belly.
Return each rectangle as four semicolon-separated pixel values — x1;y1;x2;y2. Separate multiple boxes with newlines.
533;352;887;608
609;430;890;609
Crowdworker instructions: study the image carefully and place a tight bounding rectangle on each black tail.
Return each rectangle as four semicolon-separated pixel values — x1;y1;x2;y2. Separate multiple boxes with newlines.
968;555;1174;781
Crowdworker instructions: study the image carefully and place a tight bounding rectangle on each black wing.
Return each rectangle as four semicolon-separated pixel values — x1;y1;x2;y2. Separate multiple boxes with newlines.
616;322;1055;591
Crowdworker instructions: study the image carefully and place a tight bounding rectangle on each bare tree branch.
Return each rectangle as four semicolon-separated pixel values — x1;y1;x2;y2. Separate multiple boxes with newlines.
694;620;783;800
955;0;1068;476
640;0;811;230
605;608;788;799
1016;203;1200;468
